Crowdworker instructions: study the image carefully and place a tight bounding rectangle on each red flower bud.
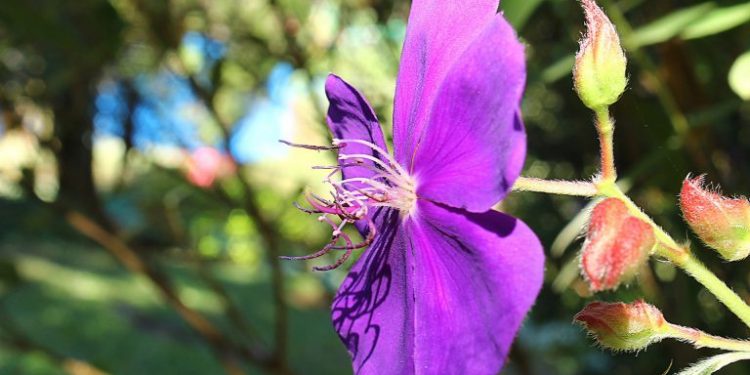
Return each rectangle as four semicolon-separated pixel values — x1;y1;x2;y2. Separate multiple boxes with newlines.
575;300;667;351
680;176;750;261
581;198;655;292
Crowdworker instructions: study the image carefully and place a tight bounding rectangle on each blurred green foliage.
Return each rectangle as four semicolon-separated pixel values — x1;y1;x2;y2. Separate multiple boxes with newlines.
0;0;749;374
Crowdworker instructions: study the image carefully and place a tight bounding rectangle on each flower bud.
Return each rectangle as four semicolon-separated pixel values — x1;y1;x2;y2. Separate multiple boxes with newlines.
575;300;667;351
679;176;750;261
573;0;628;110
581;198;655;292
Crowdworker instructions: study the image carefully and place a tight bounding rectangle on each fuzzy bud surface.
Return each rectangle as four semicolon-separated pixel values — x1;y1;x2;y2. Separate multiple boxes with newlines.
575;300;667;351
680;176;750;261
574;0;628;110
581;198;655;291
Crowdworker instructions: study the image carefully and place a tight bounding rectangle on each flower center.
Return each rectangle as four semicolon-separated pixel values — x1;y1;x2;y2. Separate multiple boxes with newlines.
279;137;417;271
331;138;417;217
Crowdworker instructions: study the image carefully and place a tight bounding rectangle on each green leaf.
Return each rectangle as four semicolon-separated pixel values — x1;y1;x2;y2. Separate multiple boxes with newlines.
542;54;575;83
628;3;715;47
502;0;546;30
729;51;750;100
675;352;750;375
682;2;750;40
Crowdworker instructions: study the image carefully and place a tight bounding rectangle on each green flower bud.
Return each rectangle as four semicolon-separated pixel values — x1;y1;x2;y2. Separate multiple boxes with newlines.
574;0;628;110
575;300;667;352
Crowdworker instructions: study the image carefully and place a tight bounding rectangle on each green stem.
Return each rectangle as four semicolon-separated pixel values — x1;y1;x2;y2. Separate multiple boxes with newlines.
679;256;750;329
512;177;598;196
668;323;750;352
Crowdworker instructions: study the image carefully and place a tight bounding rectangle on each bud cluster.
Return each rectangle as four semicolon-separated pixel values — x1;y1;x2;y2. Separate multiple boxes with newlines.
564;0;750;369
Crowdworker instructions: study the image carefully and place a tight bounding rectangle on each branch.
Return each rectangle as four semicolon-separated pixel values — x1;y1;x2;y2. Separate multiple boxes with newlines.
161;183;266;346
64;211;263;375
182;65;291;373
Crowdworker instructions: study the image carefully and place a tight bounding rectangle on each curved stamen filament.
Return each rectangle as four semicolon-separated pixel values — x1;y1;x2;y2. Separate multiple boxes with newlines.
331;220;377;250
313;235;354;272
371;173;413;190
279;140;340;151
280;241;336;261
334;178;392;192
333;138;410;178
339;153;403;180
280;137;416;271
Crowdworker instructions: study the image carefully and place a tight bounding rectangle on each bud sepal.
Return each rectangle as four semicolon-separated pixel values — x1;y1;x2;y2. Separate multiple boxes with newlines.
575;300;668;352
581;198;656;292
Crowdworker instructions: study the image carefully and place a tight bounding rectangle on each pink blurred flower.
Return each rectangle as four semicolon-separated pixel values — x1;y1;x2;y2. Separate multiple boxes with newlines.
185;147;236;188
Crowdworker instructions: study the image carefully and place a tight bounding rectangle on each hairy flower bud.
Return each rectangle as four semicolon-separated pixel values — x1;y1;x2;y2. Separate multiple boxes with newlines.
575;300;667;351
574;0;628;110
680;176;750;261
581;198;655;292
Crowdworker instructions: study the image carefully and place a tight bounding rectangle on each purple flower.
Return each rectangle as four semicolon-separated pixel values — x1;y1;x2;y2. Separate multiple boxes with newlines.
286;0;544;373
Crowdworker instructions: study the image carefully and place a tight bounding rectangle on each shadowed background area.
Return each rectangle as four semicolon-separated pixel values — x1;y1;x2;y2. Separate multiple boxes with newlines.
0;0;749;374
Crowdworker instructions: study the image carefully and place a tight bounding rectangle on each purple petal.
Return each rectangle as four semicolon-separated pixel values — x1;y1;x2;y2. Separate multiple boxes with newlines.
392;0;500;166
411;15;526;212
410;201;542;373
332;201;544;374
325;74;389;185
331;208;415;374
325;74;389;234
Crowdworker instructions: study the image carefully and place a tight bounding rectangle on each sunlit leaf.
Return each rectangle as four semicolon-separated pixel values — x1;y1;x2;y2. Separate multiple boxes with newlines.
682;2;750;40
224;209;255;237
542;54;575;83
729;50;750;100
675;352;750;375
502;0;546;29
543;1;750;84
198;235;222;258
628;3;715;47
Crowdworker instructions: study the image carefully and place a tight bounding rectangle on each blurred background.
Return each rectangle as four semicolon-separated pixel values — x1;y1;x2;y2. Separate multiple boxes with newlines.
0;0;749;374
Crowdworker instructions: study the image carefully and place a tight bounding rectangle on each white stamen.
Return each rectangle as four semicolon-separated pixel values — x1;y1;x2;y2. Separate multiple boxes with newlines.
332;138;417;216
334;177;391;192
339;153;402;180
333;138;411;177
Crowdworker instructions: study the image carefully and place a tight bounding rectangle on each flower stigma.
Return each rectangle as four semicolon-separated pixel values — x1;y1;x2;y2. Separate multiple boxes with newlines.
279;138;417;271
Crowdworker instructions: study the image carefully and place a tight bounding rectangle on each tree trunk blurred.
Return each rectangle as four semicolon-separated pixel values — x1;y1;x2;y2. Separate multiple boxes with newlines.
52;73;114;231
